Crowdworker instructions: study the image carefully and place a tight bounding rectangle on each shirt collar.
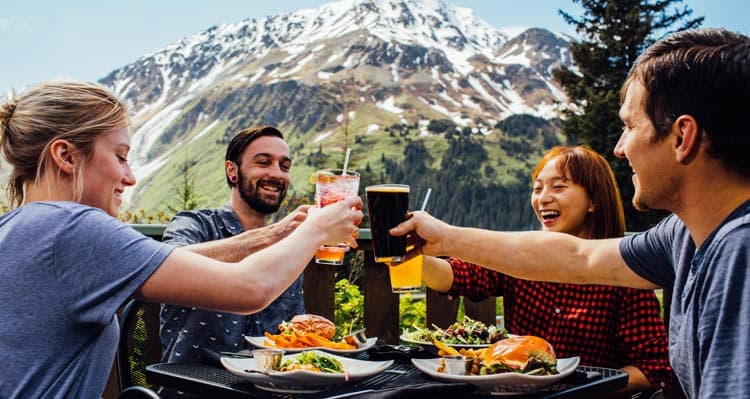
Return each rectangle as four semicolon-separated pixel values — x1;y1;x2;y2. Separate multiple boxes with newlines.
218;203;244;234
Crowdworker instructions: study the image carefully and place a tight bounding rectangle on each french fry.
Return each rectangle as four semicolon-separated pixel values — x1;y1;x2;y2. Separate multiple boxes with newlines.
264;332;294;348
459;348;484;359
307;333;357;349
432;337;460;356
262;330;358;350
296;333;318;347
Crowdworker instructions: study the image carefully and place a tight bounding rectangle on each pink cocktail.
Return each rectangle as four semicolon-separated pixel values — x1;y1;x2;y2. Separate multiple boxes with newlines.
313;169;360;265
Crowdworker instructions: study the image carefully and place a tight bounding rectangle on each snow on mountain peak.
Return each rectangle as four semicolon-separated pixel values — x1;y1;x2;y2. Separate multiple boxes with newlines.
101;0;571;176
144;0;498;80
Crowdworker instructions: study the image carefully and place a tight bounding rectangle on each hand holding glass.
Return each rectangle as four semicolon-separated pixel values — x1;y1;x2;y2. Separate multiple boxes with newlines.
366;184;422;293
366;184;410;263
314;169;360;265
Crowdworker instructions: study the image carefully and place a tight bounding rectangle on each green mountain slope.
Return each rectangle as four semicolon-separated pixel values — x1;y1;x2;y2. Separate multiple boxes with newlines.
131;112;564;231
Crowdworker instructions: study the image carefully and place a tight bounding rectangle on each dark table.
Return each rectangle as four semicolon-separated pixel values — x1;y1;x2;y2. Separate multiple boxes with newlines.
146;356;628;399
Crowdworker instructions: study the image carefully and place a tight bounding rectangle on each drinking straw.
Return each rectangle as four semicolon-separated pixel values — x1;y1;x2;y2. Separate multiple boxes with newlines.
342;148;352;175
420;188;432;211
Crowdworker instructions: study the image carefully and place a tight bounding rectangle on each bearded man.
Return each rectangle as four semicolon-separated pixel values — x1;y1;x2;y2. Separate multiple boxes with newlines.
159;126;309;364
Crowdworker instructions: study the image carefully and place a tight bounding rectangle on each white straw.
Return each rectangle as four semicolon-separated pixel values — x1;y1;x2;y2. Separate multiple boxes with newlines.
420;188;432;211
342;148;352;175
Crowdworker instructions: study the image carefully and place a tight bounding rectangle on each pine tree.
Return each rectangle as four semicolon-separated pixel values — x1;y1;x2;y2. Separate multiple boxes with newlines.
167;149;202;214
553;0;702;231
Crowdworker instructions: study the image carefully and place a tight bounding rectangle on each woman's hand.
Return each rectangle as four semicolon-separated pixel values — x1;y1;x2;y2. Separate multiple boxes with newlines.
306;196;363;248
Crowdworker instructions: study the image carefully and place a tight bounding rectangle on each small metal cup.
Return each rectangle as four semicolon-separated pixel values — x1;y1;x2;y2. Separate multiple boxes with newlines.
443;355;473;375
252;349;285;372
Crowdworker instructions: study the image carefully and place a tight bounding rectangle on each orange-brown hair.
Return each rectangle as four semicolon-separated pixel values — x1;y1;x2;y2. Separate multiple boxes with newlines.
531;146;625;239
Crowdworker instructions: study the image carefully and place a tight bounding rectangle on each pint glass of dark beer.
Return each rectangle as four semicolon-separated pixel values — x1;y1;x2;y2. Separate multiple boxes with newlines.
366;184;410;263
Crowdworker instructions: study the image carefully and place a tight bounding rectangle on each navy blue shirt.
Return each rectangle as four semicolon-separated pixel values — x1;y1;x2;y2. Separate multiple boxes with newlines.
159;204;304;363
621;200;750;398
0;202;170;398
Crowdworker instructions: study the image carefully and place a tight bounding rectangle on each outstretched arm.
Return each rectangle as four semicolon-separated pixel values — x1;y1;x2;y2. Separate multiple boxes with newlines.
136;197;362;314
392;211;655;289
177;205;310;262
421;256;454;292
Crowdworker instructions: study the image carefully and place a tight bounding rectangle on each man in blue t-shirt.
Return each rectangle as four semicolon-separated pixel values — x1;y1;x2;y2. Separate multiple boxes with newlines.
391;29;750;399
160;126;309;364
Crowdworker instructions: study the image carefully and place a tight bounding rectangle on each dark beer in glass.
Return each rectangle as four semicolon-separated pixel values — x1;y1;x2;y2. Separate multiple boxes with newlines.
366;184;410;263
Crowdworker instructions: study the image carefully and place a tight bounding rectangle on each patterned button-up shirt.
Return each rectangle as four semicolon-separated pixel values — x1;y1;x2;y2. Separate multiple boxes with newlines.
159;204;304;363
447;258;672;391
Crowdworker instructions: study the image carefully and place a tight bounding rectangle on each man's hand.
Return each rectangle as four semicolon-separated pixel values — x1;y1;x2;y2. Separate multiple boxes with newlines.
266;205;310;241
389;211;453;257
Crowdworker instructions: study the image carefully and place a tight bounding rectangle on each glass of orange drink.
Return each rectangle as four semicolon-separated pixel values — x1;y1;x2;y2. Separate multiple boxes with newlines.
313;169;360;265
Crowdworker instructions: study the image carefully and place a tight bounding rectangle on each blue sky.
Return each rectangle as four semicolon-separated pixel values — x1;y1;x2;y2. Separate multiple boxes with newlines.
1;0;748;95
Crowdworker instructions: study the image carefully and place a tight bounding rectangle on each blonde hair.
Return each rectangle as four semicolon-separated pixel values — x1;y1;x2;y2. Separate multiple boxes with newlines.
0;80;129;208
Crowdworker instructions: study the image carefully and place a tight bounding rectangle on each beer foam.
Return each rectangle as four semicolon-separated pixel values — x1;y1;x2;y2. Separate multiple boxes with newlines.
365;184;410;193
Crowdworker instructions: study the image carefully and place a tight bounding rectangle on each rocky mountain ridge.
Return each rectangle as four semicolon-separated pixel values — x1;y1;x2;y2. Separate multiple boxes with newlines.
96;0;573;216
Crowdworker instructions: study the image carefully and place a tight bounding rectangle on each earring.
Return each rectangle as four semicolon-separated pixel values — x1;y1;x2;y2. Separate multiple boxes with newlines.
230;176;238;183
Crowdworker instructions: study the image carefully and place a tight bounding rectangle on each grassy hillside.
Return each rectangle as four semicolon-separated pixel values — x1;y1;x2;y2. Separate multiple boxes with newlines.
127;113;564;231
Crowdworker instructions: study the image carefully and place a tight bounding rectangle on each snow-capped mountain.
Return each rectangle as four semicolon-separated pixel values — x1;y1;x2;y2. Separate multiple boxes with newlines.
99;0;573;209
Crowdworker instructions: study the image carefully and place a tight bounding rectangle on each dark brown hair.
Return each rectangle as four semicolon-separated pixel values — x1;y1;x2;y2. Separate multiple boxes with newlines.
624;28;750;175
224;125;283;187
532;146;625;239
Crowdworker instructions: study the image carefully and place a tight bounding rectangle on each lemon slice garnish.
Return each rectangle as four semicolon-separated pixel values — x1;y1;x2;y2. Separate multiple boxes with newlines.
310;170;336;184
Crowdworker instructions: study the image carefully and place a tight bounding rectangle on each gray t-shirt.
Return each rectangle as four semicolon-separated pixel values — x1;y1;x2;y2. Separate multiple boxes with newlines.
621;201;750;398
0;202;172;398
159;205;304;363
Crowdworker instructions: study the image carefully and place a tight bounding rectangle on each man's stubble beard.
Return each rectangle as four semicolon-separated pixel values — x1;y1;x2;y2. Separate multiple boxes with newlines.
237;172;287;215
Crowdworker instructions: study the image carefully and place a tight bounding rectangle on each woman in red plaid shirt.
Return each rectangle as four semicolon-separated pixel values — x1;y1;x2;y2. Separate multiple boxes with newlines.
423;146;672;397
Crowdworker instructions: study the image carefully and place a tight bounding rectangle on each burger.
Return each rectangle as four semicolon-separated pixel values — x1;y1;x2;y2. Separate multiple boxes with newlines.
279;314;336;339
480;335;557;375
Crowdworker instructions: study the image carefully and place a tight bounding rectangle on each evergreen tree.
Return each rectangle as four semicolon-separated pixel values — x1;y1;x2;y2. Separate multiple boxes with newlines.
167;149;203;214
553;0;702;231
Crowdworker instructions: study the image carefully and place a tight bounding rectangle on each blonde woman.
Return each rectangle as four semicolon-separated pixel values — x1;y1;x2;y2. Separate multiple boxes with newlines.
0;80;362;398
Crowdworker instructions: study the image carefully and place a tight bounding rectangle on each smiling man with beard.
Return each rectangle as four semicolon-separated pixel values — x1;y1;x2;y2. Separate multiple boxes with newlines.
159;126;310;368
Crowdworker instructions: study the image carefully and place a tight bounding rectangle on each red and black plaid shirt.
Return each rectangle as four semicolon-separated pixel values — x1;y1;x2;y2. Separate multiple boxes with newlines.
448;258;671;390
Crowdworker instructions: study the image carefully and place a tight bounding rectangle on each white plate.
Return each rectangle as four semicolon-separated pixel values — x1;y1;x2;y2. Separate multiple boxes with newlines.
221;350;393;393
246;336;377;354
411;356;580;395
400;333;493;348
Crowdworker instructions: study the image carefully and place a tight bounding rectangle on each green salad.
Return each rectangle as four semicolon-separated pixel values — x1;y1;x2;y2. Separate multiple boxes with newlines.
403;316;507;346
280;351;344;373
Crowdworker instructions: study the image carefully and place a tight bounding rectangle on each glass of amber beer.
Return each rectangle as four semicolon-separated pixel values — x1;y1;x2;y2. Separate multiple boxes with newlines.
365;184;410;263
314;169;360;265
386;250;422;293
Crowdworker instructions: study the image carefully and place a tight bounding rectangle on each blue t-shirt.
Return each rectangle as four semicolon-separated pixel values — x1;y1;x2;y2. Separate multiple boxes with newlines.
621;201;750;399
159;205;304;363
0;202;172;398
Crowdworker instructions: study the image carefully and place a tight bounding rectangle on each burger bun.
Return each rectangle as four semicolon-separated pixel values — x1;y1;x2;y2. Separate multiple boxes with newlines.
483;335;556;372
282;314;336;339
